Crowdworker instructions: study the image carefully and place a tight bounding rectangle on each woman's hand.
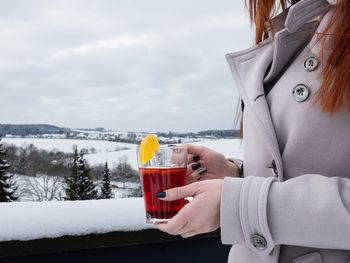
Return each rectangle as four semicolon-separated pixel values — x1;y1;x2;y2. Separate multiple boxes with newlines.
155;179;223;238
186;144;238;184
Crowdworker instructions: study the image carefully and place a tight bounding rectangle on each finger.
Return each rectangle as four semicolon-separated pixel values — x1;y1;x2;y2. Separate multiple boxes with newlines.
187;154;194;164
170;147;187;167
178;223;192;235
187;173;201;184
187;154;201;164
192;154;200;162
186;161;202;175
186;168;208;184
186;168;201;184
156;184;198;201
155;212;189;235
181;231;198;238
155;223;169;232
186;144;206;156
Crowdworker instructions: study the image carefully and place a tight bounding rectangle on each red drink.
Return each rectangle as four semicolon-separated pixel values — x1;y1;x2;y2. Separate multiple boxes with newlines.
139;167;186;222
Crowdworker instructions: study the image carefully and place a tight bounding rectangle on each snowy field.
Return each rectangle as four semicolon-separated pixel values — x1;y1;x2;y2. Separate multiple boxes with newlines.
2;138;134;154
3;138;243;169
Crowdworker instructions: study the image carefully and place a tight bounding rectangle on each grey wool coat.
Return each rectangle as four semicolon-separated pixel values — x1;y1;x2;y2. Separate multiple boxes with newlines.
220;0;350;262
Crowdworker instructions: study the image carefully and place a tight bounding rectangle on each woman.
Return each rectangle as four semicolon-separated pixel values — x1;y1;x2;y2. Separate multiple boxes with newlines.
156;0;350;262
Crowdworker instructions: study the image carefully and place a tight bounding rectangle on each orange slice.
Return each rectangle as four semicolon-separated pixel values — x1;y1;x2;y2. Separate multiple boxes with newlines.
139;134;160;165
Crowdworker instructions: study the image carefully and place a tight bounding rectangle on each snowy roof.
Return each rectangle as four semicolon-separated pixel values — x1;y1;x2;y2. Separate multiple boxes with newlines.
0;198;153;242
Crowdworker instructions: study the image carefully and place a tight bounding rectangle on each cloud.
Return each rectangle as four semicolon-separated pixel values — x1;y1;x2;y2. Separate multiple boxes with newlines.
0;0;253;132
49;34;155;59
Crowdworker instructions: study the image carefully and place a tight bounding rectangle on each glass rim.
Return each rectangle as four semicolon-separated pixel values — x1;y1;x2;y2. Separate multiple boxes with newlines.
136;144;187;168
136;144;187;150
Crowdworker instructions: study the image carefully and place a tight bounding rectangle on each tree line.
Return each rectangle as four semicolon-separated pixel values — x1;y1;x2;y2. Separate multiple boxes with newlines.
0;124;68;137
5;143;139;181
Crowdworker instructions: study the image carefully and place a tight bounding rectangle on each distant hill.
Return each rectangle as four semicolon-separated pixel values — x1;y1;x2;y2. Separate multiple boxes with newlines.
196;129;240;138
0;124;70;136
157;129;240;139
0;123;240;140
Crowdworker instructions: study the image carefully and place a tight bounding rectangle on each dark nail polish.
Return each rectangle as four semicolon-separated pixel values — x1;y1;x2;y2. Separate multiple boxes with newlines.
156;192;166;198
191;162;201;171
192;155;200;162
198;167;207;175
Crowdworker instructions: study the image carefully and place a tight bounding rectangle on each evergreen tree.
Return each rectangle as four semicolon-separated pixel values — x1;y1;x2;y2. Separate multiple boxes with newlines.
99;162;113;199
0;139;17;202
76;152;97;200
64;148;79;200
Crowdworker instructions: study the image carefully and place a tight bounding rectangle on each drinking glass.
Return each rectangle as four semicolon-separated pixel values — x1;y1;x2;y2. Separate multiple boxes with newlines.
137;145;187;223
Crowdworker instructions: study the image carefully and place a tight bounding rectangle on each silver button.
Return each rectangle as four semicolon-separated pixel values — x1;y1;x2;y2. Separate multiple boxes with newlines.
292;84;310;102
304;56;319;72
251;234;267;250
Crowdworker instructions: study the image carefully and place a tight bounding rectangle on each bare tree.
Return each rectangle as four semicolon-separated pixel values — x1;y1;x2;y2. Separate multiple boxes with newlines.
24;175;63;201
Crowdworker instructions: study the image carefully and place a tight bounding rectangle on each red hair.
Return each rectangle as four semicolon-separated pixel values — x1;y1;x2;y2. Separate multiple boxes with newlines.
247;0;350;113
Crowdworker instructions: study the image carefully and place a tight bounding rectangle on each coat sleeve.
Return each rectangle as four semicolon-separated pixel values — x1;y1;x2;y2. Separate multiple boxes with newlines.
220;174;350;258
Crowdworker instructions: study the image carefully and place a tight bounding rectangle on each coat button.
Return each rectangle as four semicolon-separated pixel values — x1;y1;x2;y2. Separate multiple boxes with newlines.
304;56;319;72
292;84;310;102
251;234;267;250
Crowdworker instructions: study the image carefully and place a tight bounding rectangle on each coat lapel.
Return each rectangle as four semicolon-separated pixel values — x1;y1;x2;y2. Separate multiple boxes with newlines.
226;40;284;179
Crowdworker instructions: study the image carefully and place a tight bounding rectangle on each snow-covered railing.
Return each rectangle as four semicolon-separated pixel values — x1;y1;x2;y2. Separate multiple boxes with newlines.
0;199;229;262
0;198;151;242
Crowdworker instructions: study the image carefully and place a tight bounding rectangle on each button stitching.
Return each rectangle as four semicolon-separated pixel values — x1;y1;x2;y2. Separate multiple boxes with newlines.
292;84;310;102
304;56;319;72
251;233;267;250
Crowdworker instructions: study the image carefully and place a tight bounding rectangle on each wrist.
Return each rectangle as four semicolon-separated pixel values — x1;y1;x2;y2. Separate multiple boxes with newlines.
226;158;243;177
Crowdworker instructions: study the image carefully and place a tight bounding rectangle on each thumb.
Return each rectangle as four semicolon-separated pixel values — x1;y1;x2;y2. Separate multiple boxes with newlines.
186;144;206;156
157;184;198;201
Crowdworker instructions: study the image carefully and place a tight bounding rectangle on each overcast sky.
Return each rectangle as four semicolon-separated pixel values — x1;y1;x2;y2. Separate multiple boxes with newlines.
0;0;253;132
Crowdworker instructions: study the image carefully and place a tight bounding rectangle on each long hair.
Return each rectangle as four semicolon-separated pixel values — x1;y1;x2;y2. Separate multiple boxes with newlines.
248;0;350;114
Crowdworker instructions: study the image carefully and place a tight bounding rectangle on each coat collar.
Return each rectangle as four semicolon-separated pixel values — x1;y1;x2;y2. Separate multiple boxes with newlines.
227;0;331;102
225;0;331;179
309;8;333;55
284;0;331;33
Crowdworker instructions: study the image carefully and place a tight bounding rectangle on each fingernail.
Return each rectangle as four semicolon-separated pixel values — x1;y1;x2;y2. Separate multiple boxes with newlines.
198;167;207;175
191;162;201;171
156;192;166;198
193;155;200;162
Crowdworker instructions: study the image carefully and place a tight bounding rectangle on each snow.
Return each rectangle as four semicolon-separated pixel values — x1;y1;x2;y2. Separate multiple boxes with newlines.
0;198;152;242
3;138;243;169
86;148;138;167
85;139;243;168
193;139;243;160
2;138;135;154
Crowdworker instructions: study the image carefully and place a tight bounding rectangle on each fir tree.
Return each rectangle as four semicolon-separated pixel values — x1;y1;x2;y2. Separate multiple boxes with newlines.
0;139;17;202
99;162;113;199
76;152;97;200
64;148;79;200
